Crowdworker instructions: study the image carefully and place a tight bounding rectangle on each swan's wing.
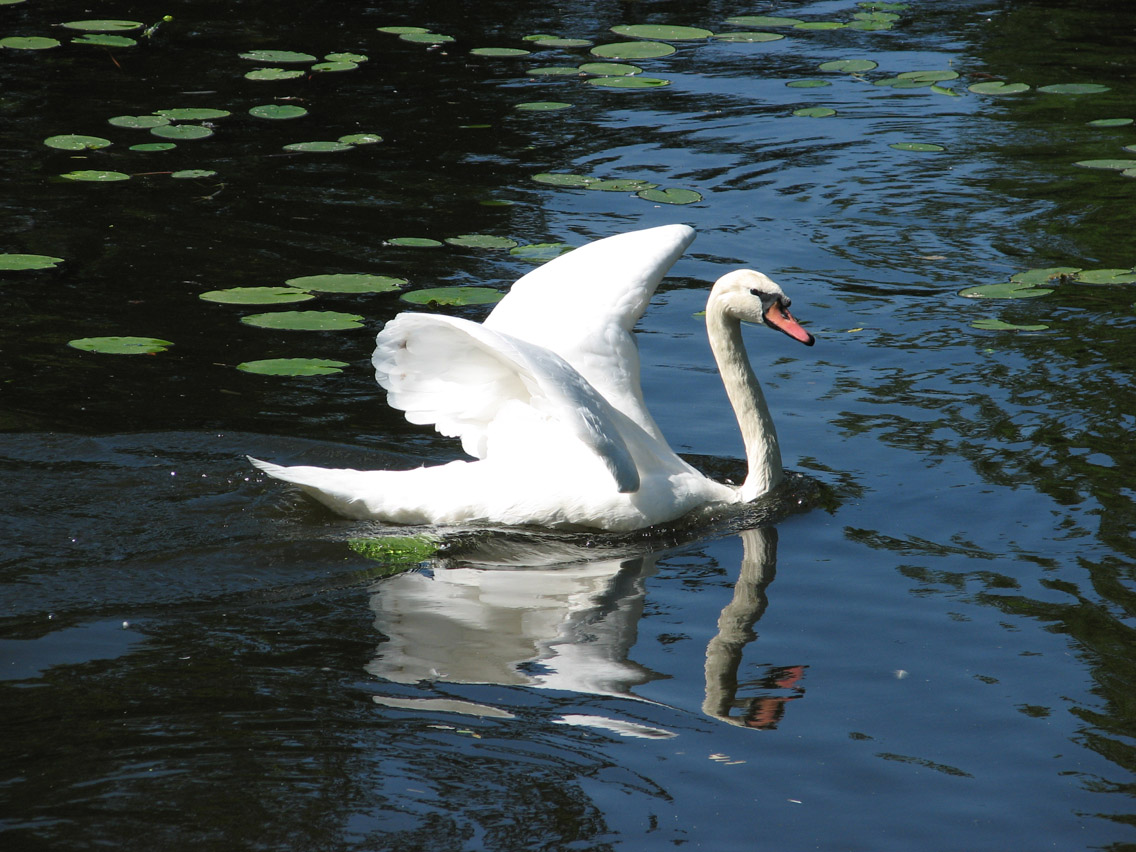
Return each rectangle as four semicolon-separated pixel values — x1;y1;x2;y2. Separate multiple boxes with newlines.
373;313;641;492
484;224;695;440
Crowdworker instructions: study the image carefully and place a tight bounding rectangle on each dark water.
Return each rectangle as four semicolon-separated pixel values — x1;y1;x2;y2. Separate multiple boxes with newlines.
3;1;1135;849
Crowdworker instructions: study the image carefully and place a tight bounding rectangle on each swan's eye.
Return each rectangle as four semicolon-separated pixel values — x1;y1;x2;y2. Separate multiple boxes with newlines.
748;288;761;298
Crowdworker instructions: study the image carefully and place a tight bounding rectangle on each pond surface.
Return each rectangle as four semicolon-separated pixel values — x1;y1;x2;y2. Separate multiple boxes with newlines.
2;0;1135;849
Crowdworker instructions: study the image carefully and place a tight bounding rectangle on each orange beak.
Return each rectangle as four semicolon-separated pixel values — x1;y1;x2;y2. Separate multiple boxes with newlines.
763;301;815;346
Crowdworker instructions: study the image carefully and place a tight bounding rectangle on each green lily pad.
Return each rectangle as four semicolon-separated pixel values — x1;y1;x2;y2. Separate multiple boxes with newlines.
348;535;440;566
129;142;176;152
971;319;1048;331
285;273;405;293
1123;169;1136;179
245;68;306;81
510;243;573;262
399;32;454;44
470;47;530;57
787;79;831;88
0;36;60;50
109;114;171;129
237;358;348;376
1038;83;1110;95
200;286;315;304
60;170;131;182
900;69;959;83
859;2;909;9
609;24;712;41
968;81;1030;95
445;234;519;249
241;310;364;330
585;178;658;192
637;187;703;205
515;101;573;111
44;134;112;151
249;104;308;119
713;31;785;42
0;253;64;270
283;141;354;153
578;62;642;76
312;61;358;72
339;133;383;145
527;66;581;76
387;237;444;248
68;336;172;354
1074;159;1136;170
1074;268;1136;284
794;107;837;117
931;85;961;97
60;19;143;31
532;172;597;188
590;41;675;59
1088;118;1133;127
958;282;1053;299
73;34;137;47
326;52;367;63
588;76;670;88
725;15;804;27
155;108;230;121
1011;267;1080;285
400;286;504;306
819;59;877;73
171;169;218;179
377;26;429;35
795;21;846;30
890;142;944;152
527;36;592;47
239;49;317;63
151;124;213;140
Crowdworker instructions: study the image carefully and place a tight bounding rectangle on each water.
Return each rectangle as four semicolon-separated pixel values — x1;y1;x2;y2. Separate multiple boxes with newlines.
2;0;1135;849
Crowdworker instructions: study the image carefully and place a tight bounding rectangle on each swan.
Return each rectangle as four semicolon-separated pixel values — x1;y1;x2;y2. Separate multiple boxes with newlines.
250;224;814;531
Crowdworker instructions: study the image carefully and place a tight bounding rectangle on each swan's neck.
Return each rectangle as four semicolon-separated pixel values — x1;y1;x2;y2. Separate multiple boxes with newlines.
706;305;783;500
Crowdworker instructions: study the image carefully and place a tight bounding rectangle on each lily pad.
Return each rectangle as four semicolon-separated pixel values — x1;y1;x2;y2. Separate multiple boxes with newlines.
585;178;658;192
241;311;364;331
399;32;454;44
376;26;429;35
171;169;218;179
578;62;641;76
590;41;675;59
1074;159;1136;171
890;142;944;152
151;124;214;140
73;34;136;47
971;319;1049;331
515;101;573;111
400;286;504;306
786;79;831;88
312;61;358;72
1088;118;1133;127
819;59;877;73
510;243;573;262
68;336;172;354
339;133;383;145
1074;268;1136;285
968;81;1030;95
129;142;176;152
283;141;354;153
725;15;804;27
470;47;530;57
109;115;171;129
0;253;64;270
1038;83;1110;95
60;170;131;182
0;36;60;50
285;273;405;293
249;104;308;120
588;75;671;89
637;187;702;205
155;108;230;121
795;22;846;30
532;172;597;188
527;37;592;47
445;234;518;249
387;237;444;248
931;85;961;97
245;68;305;81
60;20;143;31
609;24;712;41
326;52;367;63
713;31;784;42
237;358;348;376
1011;267;1080;285
44;134;112;151
958;282;1053;299
794;107;837;117
200;286;315;304
527;66;581;76
239;49;317;64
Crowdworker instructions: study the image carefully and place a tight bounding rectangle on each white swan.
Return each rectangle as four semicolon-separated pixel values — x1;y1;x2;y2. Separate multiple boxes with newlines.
250;225;814;531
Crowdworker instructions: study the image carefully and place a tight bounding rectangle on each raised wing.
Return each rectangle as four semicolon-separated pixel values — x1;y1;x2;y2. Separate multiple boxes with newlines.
373;313;641;492
484;224;695;441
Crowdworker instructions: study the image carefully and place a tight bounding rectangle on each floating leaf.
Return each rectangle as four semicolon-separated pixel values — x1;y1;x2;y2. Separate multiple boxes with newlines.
399;32;454;44
959;282;1053;299
527;66;581;76
237;358;348;376
786;79;831;88
60;170;130;182
68;336;172;354
713;31;784;42
1038;83;1109;95
312;61;357;72
859;1;909;9
239;49;317;63
339;133;383;145
283;140;354;152
377;26;429;35
588;76;670;89
326;52;367;63
967;81;1030;95
590;41;675;59
725;15;804;27
0;253;64;271
819;59;877;73
348;535;440;566
171;169;218;179
445;234;518;249
285;273;404;293
0;36;60;49
795;21;845;30
151;124;213;140
73;34;136;47
585;178;658;192
249;104;308;119
60;19;143;31
532;172;597;188
241;310;364;330
510;243;573;262
890;142;944;152
155;108;230;120
129;142;176;152
794;107;837;117
400;286;504;306
1074;268;1136;284
1088;118;1133;127
515;101;572;111
609;24;712;41
245;68;305;81
578;62;641;76
637;187;702;205
109;114;171;129
1011;267;1080;285
527;36;591;47
1074;158;1136;171
200;286;315;304
387;237;444;248
44;134;112;151
470;47;530;57
971;319;1048;331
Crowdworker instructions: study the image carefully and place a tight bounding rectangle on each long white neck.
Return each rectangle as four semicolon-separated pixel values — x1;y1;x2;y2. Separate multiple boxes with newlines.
706;301;784;500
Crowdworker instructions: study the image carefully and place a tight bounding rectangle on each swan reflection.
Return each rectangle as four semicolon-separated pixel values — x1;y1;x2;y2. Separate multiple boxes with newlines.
366;526;805;729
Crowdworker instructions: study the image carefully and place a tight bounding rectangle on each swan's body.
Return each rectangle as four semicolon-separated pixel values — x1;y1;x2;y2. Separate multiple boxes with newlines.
251;225;814;531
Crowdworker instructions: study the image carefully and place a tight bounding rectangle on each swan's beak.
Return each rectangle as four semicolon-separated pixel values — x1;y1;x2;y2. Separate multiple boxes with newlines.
764;301;815;346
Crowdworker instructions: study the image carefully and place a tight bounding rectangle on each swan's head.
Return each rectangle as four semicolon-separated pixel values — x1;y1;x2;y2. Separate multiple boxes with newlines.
710;270;815;346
